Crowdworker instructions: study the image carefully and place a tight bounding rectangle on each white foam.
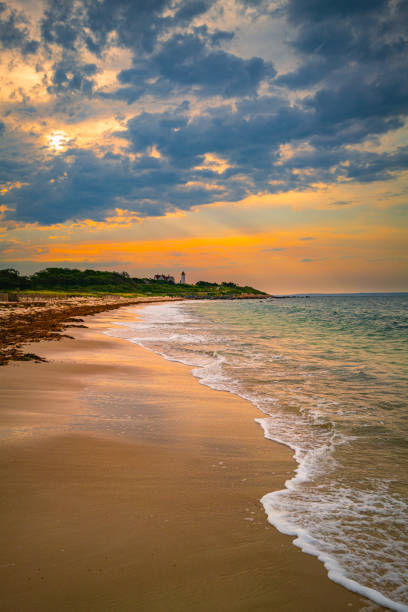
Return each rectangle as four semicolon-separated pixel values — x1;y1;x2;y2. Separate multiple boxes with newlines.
259;458;408;609
105;300;408;611
264;513;408;611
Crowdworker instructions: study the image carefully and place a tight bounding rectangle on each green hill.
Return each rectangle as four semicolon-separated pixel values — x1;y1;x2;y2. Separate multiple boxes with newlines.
0;267;267;298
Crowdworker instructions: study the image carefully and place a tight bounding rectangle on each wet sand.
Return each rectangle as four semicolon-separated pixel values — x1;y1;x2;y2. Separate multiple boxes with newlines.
0;306;372;611
0;294;180;365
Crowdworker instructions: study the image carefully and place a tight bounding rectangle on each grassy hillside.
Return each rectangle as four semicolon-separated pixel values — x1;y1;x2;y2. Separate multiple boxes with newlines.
0;268;267;298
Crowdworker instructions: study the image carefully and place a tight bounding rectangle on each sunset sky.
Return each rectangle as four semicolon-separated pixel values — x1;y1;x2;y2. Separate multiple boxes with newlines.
0;0;407;293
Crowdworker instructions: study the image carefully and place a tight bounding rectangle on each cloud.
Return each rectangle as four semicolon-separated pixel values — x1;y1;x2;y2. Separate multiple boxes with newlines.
1;0;407;227
109;28;274;102
40;0;216;55
0;2;39;55
280;0;407;82
1;142;227;224
46;54;98;96
299;236;315;241
40;0;227;104
261;247;286;252
173;0;215;23
274;0;408;176
37;0;275;104
3;102;407;226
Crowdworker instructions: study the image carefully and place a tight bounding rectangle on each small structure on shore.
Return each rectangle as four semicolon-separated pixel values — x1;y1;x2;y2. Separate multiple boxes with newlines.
0;293;19;302
154;274;175;283
180;271;186;284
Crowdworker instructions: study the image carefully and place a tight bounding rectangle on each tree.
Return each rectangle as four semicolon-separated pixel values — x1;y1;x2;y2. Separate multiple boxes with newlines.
0;268;29;290
196;280;218;287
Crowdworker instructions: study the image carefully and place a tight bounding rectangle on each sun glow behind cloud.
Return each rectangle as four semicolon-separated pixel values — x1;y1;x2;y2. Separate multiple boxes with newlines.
47;131;69;153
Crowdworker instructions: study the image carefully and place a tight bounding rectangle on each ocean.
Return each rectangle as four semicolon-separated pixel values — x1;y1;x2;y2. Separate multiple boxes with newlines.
107;294;408;611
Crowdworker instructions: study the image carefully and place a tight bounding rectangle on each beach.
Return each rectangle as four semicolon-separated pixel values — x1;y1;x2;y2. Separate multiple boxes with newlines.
0;305;374;611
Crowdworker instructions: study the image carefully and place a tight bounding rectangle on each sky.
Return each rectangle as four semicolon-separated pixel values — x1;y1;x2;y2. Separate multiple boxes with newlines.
0;0;407;293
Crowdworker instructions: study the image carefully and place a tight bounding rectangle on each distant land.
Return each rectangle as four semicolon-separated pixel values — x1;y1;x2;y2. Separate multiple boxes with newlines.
0;267;267;299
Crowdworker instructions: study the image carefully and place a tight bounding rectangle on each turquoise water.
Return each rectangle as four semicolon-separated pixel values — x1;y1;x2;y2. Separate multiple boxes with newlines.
110;294;408;611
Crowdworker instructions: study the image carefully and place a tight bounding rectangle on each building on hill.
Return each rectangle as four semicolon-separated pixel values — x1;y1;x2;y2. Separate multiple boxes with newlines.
180;271;186;284
154;274;175;283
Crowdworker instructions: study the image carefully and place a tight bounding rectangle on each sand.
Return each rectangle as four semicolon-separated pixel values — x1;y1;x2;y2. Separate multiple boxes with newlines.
0;294;181;365
0;305;374;611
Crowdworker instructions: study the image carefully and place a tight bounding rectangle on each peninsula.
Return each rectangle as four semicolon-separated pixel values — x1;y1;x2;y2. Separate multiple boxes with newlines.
0;267;268;365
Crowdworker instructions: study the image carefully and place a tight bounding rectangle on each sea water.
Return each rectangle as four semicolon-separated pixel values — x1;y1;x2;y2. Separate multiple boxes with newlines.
107;294;408;611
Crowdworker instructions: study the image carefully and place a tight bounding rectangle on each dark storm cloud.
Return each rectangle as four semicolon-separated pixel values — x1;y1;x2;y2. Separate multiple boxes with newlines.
39;0;272;102
0;123;45;184
2;149;144;224
122;100;290;168
0;157;30;183
119;87;405;184
47;55;98;96
286;0;388;23
1;145;231;224
41;0;215;55
343;147;408;182
3;104;406;225
2;0;408;226
306;77;408;125
0;1;39;54
39;0;220;101
40;0;84;51
108;28;273;102
278;0;407;91
173;0;214;23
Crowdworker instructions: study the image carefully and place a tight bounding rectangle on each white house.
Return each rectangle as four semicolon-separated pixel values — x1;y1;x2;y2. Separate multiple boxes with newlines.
154;274;175;283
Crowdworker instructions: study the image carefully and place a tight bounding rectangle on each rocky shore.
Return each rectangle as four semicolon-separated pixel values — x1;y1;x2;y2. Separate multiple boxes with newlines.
0;295;180;366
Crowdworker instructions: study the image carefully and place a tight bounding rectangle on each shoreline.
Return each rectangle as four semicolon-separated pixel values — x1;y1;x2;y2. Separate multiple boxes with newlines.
0;304;372;611
0;294;182;365
111;303;397;612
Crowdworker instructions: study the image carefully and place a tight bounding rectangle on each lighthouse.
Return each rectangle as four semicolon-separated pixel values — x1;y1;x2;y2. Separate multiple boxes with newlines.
180;271;186;284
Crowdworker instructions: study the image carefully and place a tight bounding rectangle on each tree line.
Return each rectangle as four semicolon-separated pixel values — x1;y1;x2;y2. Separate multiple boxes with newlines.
0;267;264;296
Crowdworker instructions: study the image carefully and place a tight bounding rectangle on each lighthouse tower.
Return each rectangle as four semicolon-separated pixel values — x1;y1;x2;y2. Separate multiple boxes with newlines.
180;271;186;284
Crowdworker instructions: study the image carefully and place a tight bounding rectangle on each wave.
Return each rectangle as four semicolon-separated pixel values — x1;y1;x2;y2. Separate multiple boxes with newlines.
105;300;408;612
